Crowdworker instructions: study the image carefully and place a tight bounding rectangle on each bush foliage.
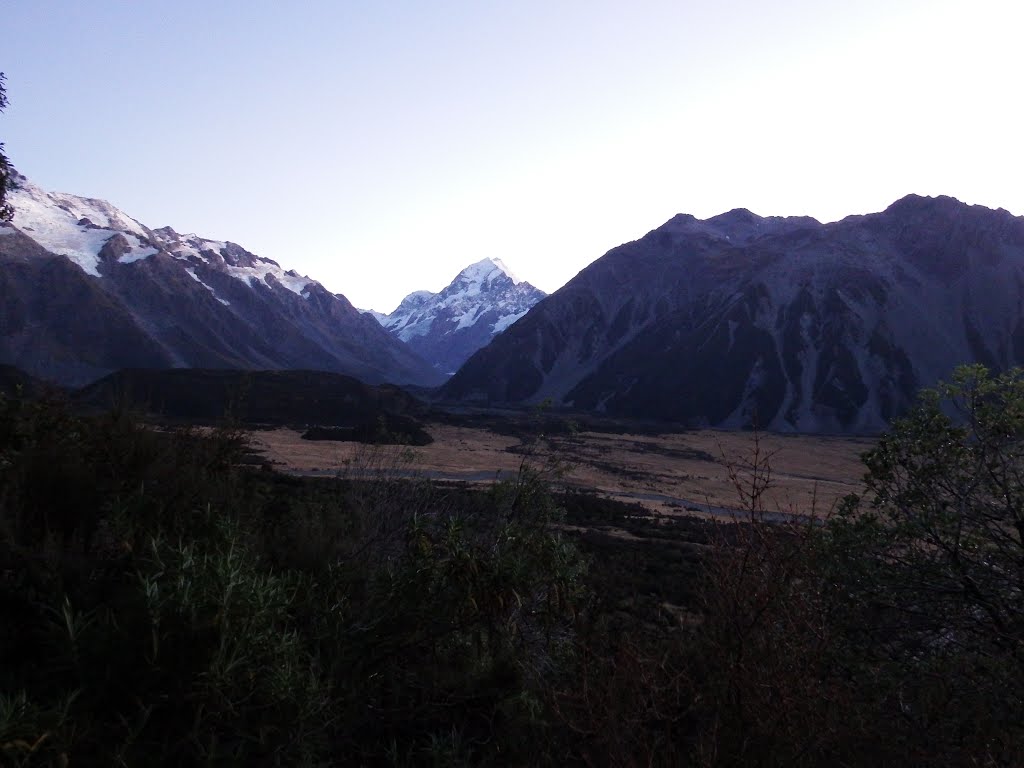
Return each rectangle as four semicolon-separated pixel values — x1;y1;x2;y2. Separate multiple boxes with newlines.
0;394;586;765
692;365;1024;767
2;365;1023;766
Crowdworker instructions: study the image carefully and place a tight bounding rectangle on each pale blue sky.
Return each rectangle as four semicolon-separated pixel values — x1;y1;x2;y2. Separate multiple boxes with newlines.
4;1;1022;311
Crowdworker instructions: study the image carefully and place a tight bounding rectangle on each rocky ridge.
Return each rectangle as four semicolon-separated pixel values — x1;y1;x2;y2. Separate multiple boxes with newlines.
443;195;1024;433
0;175;443;387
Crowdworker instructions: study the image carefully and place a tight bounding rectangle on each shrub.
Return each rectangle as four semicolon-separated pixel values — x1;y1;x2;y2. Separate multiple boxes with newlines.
689;366;1024;766
0;393;589;765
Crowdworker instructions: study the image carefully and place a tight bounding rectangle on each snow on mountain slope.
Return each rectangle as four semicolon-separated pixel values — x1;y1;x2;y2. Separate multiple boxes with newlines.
10;178;157;275
8;178;318;297
0;175;443;388
369;258;546;375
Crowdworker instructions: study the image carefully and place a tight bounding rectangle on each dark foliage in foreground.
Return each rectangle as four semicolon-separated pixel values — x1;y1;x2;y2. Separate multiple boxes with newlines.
0;395;585;765
690;366;1024;767
2;365;1023;766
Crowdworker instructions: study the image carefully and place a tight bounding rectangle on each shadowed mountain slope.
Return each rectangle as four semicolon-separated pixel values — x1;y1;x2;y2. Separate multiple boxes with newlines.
0;175;443;388
444;196;1024;433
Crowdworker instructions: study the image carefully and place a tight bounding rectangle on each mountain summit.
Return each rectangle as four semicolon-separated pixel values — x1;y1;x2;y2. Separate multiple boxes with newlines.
0;175;443;387
371;257;546;374
443;195;1024;433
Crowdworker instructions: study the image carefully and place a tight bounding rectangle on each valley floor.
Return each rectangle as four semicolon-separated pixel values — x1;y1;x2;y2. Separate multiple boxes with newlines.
251;422;873;519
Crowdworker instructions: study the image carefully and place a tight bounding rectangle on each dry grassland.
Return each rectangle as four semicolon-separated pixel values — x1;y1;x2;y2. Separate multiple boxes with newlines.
251;422;874;518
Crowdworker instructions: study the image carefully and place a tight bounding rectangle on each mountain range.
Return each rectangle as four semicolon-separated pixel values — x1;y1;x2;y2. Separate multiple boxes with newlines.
0;174;443;388
5;173;1023;436
443;195;1024;433
366;258;546;374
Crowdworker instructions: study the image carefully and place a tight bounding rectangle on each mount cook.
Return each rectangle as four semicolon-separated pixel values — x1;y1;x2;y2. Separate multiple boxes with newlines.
368;258;546;374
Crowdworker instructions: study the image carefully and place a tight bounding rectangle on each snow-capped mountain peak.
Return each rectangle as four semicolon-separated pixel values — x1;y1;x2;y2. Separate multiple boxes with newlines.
443;195;1024;433
0;174;443;388
455;257;522;287
3;174;318;299
6;176;158;276
367;258;546;375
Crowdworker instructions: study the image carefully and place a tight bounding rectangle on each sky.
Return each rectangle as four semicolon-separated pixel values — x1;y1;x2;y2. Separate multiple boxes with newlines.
4;0;1023;312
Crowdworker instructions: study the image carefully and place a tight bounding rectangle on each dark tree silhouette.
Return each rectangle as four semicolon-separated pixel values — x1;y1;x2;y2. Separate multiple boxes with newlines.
0;72;14;222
